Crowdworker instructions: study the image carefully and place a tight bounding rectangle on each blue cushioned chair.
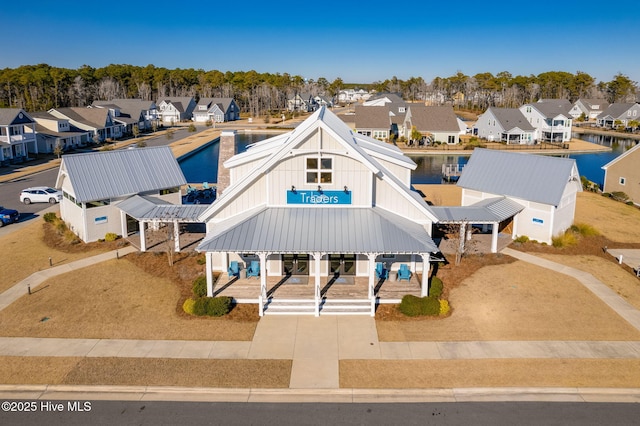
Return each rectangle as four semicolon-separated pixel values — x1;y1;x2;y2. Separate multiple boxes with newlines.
375;262;388;280
247;260;260;278
227;261;239;278
397;264;411;281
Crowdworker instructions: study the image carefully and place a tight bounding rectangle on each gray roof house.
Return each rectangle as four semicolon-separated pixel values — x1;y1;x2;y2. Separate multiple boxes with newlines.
354;105;392;140
0;108;38;165
192;98;240;123
30;111;90;154
403;105;461;144
474;107;536;144
55;146;187;243
48;107;123;142
596;103;640;128
157;97;196;123
519;99;574;143
569;98;609;120
92;99;158;132
456;148;582;245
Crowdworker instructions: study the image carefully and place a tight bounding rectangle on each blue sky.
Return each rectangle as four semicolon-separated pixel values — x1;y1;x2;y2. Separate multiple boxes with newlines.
2;0;638;84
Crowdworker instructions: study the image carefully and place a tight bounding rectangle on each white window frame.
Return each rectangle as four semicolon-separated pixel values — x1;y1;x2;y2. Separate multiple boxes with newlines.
619;177;626;185
305;156;333;185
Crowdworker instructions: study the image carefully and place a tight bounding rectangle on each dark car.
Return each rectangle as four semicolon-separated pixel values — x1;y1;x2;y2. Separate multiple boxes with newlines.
0;205;19;227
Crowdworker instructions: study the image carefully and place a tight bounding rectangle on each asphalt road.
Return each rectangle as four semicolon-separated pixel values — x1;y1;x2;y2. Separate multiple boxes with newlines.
1;401;639;426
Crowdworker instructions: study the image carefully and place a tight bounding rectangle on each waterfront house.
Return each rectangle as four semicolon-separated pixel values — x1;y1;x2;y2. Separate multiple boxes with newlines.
196;106;441;316
596;103;640;129
30;111;89;153
48;107;122;142
519;99;573;143
569;98;609;120
456;149;582;245
354;105;392;139
474;107;535;144
602;142;640;206
403;105;461;145
55;147;187;243
0;108;38;165
157;97;196;124
192;98;240;123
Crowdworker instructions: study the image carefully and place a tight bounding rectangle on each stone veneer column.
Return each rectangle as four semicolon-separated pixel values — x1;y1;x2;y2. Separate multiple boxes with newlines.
216;130;236;195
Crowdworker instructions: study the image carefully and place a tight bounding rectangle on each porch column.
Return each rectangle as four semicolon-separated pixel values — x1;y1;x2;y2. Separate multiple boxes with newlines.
205;252;213;297
140;221;147;252
367;253;376;316
491;222;499;253
119;211;128;239
173;220;180;253
313;252;321;317
259;252;267;317
421;253;429;297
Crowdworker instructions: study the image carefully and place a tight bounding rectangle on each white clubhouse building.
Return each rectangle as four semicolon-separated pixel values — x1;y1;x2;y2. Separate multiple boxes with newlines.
197;107;441;315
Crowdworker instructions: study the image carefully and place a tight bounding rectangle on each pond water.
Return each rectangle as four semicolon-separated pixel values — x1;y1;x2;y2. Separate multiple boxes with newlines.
178;131;638;188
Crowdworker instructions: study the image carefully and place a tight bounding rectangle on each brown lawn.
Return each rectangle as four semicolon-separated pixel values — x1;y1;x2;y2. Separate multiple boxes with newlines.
574;191;640;243
0;220;118;293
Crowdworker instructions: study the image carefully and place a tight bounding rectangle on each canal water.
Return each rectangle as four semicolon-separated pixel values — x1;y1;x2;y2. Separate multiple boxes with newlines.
179;132;638;188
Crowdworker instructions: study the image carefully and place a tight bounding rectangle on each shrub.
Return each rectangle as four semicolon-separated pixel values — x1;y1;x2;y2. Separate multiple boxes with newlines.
610;191;629;202
192;275;207;297
429;276;443;298
183;298;196;315
570;223;600;237
203;296;232;316
104;232;118;242
399;295;441;317
439;299;450;316
552;231;578;248
196;254;207;265
514;235;529;243
56;222;67;235
192;297;207;316
191;296;232;317
43;212;58;223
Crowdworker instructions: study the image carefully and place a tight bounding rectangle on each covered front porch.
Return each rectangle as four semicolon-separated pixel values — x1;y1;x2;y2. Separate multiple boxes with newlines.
197;206;442;316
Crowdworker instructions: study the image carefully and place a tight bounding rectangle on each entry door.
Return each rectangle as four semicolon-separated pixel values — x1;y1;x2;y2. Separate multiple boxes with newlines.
282;254;309;276
329;254;356;277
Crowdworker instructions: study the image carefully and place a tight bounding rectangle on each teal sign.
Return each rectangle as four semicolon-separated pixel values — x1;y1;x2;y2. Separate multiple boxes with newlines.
287;190;351;205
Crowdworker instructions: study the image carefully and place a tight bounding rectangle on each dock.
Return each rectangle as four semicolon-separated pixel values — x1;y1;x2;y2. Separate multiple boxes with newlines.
442;163;464;182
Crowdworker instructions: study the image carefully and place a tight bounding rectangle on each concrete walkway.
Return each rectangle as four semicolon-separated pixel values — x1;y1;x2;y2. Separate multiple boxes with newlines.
2;245;640;400
607;248;640;276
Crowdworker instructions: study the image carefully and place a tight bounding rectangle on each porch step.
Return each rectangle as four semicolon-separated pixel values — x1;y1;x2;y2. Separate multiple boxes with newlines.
263;299;316;315
320;299;373;315
262;298;373;315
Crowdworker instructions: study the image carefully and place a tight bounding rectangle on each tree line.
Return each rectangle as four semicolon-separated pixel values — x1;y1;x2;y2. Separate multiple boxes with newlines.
0;64;637;116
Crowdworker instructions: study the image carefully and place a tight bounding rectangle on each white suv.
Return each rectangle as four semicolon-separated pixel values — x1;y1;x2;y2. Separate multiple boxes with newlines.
20;187;63;204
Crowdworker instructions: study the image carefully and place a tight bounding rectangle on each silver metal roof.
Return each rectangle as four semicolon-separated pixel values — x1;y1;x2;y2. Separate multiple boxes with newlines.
430;197;524;223
457;149;580;206
197;207;438;254
117;195;208;222
58;147;186;203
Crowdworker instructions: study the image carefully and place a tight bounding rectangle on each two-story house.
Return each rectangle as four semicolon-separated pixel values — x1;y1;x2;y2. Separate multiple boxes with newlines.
569;98;609;120
192;98;240;123
474;107;536;144
519;99;573;143
157;97;196;124
596;103;640;129
48;107;122;143
92;99;159;134
0;108;38;165
30;111;90;153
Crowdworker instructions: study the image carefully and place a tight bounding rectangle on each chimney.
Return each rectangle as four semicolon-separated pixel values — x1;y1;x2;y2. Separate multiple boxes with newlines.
216;130;236;194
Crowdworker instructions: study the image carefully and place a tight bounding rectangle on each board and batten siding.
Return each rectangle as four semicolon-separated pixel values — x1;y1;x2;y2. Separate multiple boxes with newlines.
374;176;432;224
212;174;268;221
267;153;372;207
